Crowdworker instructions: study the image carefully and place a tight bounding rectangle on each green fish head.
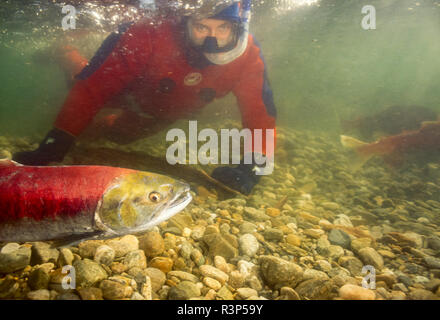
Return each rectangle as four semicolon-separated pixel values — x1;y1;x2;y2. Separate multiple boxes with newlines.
96;171;192;234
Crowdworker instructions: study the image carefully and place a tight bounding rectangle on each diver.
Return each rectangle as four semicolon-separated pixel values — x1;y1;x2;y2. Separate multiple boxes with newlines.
13;0;277;195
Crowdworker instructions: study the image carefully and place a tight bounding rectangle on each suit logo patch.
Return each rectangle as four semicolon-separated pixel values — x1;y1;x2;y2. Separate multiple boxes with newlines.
184;72;202;86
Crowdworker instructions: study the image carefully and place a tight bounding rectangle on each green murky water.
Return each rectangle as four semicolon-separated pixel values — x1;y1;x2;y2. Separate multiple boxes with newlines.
1;0;440;301
1;0;439;135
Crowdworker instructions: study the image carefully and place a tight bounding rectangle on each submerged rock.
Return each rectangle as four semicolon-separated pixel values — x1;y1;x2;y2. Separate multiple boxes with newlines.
258;256;303;289
0;244;31;273
168;281;201;300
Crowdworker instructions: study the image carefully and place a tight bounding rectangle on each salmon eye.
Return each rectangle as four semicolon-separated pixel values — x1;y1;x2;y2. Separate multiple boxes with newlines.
149;192;161;202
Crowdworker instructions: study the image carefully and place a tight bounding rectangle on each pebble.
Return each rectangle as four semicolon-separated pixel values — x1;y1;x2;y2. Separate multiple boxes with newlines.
259;256;303;289
203;233;238;260
243;207;270;222
190;248;205;267
228;270;246;289
168;271;199;283
94;245;115;266
298;212;321;225
237;260;255;277
350;238;373;254
427;237;440;252
266;208;280;217
58;248;74;267
100;279;133;300
73;259;108;288
285;234;301;247
199;265;229;284
321;202;340;210
264;228;284;242
303;229;325;239
122;250;147;269
238;234;260;257
216;286;234;300
214;256;230;274
168;281;201;300
376;272;397;287
333;214;353;227
0;244;31;273
338;256;363;276
110;262;127;274
339;284;376;300
56;292;81;300
27;289;50;300
295;279;335;300
246;275;263;291
203;277;222;291
315;260;332;273
28;268;50;290
131;292;146;300
390;291;407;300
78;287;104;300
407;288;438;300
150;257;173;274
328;229;351;249
239;222;257;234
357;247;384;270
236;288;258;299
141;276;153;300
191;226;206;241
279;287;300;300
106;235;139;258
141;268;165;292
78;240;104;259
302;268;329;281
425;279;440;292
424;256;440;269
327;245;345;260
30;242;59;265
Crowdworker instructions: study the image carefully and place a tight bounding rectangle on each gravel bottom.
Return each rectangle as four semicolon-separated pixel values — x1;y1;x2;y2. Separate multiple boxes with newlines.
1;125;440;300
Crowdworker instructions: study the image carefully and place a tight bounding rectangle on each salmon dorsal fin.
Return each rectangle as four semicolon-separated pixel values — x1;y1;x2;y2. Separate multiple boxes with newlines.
0;159;22;168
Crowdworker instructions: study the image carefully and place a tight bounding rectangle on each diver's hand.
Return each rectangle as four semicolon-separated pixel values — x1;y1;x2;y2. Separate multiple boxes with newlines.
211;162;261;195
13;128;75;166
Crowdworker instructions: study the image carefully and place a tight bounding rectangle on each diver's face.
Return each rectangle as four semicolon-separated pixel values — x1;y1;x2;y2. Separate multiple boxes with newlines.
191;18;233;46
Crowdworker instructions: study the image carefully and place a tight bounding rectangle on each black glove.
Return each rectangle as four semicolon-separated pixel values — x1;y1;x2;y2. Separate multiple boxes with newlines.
13;128;75;166
211;157;263;195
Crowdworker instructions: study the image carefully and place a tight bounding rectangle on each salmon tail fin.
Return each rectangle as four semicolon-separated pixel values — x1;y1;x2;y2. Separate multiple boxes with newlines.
340;135;368;148
340;135;374;171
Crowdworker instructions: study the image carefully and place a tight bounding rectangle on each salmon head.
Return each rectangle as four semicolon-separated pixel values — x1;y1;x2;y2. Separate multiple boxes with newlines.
95;171;192;236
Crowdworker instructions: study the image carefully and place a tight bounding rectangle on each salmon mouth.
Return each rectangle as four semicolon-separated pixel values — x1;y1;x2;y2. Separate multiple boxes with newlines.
165;184;192;213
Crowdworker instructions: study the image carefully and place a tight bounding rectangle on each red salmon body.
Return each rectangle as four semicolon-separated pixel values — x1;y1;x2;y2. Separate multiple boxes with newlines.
0;163;134;223
0;161;135;242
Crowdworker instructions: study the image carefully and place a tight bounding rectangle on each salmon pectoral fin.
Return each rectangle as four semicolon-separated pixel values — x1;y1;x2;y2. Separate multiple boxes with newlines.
49;231;105;248
383;153;405;168
340;135;374;171
0;158;21;167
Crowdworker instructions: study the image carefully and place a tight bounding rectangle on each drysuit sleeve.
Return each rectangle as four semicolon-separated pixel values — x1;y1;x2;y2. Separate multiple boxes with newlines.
232;39;277;158
54;23;152;136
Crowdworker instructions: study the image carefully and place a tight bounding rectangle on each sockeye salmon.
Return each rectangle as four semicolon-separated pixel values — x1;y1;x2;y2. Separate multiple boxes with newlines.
0;159;192;245
341;121;440;169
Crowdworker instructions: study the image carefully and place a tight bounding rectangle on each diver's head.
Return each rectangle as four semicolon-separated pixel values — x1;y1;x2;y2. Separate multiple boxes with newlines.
186;1;250;65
